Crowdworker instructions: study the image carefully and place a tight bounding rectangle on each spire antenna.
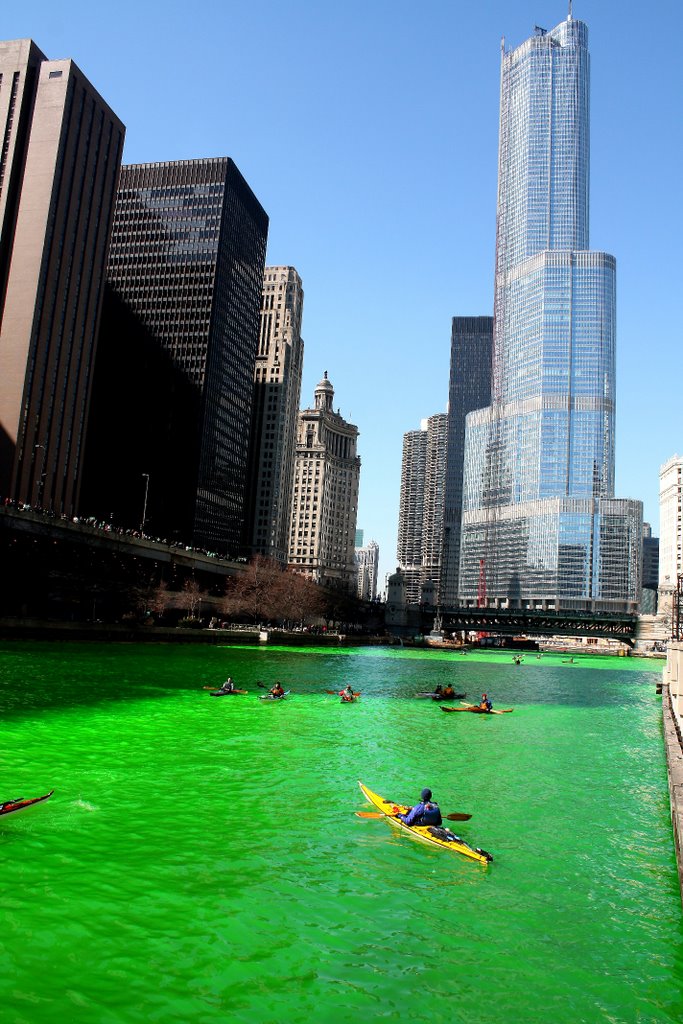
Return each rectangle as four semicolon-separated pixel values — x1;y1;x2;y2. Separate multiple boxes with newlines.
568;0;573;18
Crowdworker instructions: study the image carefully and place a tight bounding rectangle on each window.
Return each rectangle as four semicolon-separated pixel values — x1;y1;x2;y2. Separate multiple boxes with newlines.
49;70;63;79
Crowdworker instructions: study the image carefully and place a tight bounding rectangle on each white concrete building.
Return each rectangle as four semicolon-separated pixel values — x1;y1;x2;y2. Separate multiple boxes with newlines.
396;414;447;604
355;539;379;600
246;266;304;564
288;373;360;592
659;455;683;621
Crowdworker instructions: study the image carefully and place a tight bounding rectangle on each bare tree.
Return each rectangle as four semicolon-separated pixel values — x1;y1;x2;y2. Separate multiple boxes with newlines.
222;556;282;623
272;571;324;627
178;578;206;620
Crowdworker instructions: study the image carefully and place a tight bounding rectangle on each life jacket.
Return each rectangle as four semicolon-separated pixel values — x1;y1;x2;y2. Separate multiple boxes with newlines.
419;802;442;826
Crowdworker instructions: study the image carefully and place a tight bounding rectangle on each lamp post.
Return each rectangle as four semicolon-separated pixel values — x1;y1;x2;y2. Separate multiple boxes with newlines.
141;473;150;535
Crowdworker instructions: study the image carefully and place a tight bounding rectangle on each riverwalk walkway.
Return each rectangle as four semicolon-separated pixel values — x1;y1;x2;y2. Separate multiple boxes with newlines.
662;664;683;903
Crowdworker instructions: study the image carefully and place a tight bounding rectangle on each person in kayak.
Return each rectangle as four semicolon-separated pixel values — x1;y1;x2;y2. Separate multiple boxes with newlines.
340;685;355;701
219;677;235;693
269;681;285;698
442;684;455;699
396;788;442;827
479;693;493;711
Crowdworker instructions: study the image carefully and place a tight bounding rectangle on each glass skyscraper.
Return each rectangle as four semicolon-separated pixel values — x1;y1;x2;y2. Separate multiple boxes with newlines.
459;17;642;612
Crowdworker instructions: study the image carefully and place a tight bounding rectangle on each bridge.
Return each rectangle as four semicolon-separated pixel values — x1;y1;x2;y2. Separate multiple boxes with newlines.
423;606;639;644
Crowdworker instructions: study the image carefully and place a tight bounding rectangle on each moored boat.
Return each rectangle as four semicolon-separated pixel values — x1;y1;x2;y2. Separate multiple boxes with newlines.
357;781;492;864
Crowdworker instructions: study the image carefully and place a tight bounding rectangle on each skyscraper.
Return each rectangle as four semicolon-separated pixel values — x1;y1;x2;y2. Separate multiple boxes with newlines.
397;414;447;605
244;266;304;564
440;317;493;606
397;427;427;605
459;17;642;612
0;39;124;514
355;539;380;601
288;373;360;592
659;456;683;618
82;158;268;554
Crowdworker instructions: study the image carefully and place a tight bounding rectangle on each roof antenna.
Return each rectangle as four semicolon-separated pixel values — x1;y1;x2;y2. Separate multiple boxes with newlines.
568;0;573;18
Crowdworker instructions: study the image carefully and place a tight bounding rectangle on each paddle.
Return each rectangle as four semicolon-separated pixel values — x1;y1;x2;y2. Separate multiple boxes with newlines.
356;811;472;822
325;689;361;696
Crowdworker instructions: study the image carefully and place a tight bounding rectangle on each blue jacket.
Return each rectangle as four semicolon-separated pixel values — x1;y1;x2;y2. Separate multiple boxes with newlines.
398;801;442;827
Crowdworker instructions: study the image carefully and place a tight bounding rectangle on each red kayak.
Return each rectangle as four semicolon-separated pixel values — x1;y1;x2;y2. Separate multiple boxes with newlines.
441;705;513;715
0;790;54;816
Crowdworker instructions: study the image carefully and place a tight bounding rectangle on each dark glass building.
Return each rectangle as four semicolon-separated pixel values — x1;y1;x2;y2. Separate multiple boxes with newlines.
0;38;124;514
82;158;268;555
439;316;492;606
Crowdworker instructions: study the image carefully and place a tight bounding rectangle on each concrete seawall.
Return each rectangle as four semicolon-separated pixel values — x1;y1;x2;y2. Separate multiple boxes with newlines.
663;641;683;903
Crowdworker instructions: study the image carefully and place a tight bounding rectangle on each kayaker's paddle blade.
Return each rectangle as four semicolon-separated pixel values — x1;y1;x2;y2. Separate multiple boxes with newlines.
356;810;471;821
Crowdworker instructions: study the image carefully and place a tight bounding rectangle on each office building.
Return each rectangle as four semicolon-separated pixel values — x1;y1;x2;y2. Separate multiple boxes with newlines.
659;457;683;621
641;522;659;614
288;373;360;592
397;427;427;604
0;38;124;515
355;539;379;601
459;17;642;612
397;414;447;604
440;316;493;606
244;266;304;564
82;158;268;554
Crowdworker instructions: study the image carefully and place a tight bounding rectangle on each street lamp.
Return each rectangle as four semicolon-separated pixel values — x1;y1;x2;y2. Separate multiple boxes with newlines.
141;473;150;535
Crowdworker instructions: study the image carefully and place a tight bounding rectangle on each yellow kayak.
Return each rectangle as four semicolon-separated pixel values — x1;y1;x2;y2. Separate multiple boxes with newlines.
357;781;492;865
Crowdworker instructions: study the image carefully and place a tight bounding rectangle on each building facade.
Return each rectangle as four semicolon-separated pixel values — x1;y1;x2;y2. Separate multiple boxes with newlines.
641;522;659;615
659;456;683;621
440;316;493;606
396;414;447;605
81;158;268;555
355;539;379;601
288;373;360;592
0;38;124;515
459;17;642;612
244;266;304;564
396;427;427;604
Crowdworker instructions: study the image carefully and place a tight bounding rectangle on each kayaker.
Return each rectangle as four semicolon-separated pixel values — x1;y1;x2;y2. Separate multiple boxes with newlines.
442;684;455;699
396;788;442;827
340;685;355;701
269;681;285;698
479;693;493;711
219;677;235;693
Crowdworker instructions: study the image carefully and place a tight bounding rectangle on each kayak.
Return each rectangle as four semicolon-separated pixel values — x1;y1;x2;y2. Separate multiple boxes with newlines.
258;690;291;701
416;691;466;700
0;790;54;817
357;781;492;865
210;689;249;696
341;696;358;703
441;705;513;715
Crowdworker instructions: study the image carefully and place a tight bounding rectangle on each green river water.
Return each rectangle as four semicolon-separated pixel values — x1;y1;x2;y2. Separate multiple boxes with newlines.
1;641;682;1023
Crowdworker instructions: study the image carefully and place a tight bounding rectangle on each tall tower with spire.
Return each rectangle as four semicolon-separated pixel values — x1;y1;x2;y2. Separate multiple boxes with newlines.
458;15;642;612
288;373;361;592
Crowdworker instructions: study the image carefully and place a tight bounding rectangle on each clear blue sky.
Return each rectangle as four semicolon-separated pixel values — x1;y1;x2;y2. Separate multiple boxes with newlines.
7;1;681;588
